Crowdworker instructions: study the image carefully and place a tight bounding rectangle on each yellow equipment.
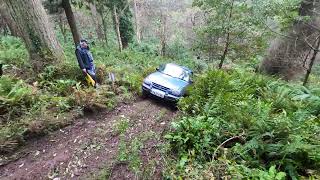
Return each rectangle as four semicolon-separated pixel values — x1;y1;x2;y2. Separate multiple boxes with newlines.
85;73;96;87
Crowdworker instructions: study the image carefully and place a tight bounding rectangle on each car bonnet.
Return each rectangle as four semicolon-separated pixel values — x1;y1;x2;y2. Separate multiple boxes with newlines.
147;72;189;90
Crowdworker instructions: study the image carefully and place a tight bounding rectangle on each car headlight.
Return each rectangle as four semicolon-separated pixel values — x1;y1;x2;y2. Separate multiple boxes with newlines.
143;77;152;85
170;89;181;96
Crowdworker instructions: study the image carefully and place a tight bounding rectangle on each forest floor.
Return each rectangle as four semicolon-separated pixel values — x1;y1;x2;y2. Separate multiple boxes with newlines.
0;98;178;180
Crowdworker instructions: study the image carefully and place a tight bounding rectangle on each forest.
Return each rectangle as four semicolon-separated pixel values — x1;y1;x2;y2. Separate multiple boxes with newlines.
0;0;320;179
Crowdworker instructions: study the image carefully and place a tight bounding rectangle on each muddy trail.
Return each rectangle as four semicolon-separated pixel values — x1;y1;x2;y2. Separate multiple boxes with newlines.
0;99;178;180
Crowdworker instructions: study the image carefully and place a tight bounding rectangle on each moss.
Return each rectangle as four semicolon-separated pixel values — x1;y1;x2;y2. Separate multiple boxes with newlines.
27;25;42;54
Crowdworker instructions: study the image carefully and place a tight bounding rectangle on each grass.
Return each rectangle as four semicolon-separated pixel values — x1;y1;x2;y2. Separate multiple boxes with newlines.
95;167;112;180
92;131;160;179
113;116;130;135
114;126;160;179
156;108;168;122
0;36;28;67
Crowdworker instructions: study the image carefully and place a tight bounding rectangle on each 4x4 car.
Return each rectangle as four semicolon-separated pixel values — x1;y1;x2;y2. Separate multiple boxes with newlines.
142;63;193;101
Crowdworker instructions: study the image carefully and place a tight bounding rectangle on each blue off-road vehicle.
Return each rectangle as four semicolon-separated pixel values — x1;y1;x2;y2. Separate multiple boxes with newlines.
142;63;193;101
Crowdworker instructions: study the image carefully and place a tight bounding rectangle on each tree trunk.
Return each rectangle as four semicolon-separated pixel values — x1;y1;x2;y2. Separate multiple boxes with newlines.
58;10;67;44
140;26;144;40
0;13;6;35
3;25;9;36
133;0;141;44
218;32;230;69
61;0;80;45
159;12;167;56
191;14;196;27
0;1;18;36
2;0;64;71
114;5;123;52
89;3;104;42
209;36;215;62
218;0;234;69
303;36;320;86
98;9;108;46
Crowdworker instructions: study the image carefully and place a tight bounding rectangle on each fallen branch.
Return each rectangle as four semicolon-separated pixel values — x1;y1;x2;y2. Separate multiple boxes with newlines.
213;133;245;160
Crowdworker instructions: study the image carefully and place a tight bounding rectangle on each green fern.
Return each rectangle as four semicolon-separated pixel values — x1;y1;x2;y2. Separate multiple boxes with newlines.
167;69;320;179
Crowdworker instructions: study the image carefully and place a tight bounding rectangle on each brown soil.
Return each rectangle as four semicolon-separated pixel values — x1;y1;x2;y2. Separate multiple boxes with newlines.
0;98;178;180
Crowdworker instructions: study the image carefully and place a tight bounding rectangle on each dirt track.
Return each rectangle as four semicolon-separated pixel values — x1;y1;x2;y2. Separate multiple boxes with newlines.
0;99;178;180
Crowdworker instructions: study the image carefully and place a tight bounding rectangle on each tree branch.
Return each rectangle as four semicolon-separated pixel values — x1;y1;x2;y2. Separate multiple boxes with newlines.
213;132;245;160
261;19;295;39
119;2;130;16
304;34;320;51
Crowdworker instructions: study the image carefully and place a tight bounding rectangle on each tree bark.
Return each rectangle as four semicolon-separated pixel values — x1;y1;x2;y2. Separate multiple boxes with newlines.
0;13;6;35
58;9;67;44
61;0;80;45
98;9;108;46
2;0;64;71
89;3;104;42
218;0;234;69
159;11;167;56
133;0;141;44
299;0;314;16
303;36;320;86
0;1;18;36
113;5;123;52
218;32;230;69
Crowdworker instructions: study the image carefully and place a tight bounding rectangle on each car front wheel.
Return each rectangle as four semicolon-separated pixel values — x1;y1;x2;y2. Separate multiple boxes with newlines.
141;89;149;99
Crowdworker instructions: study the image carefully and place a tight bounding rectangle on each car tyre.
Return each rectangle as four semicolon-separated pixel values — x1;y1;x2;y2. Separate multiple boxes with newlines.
141;89;148;99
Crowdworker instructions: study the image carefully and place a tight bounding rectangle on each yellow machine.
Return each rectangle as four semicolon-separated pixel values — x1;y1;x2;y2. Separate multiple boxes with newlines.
85;73;96;87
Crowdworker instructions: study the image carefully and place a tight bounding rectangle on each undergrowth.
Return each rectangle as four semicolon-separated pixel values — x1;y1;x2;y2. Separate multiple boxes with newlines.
0;35;200;155
165;70;320;179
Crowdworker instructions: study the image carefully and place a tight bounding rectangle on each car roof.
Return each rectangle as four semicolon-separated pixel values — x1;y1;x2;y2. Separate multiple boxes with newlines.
165;63;192;73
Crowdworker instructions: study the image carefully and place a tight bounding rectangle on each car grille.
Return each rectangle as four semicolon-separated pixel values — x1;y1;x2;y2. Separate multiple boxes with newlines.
152;83;170;92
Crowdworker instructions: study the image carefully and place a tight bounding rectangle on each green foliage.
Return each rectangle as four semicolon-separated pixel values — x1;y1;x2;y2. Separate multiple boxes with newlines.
0;75;76;151
38;64;83;84
42;0;62;14
255;166;286;180
129;40;159;56
95;167;111;180
251;0;302;31
193;0;301;65
50;79;78;96
116;132;156;177
166;36;192;60
106;0;134;47
117;134;129;161
227;163;287;179
113;116;130;135
0;31;199;154
0;36;29;67
119;10;134;47
0;76;36;117
166;70;320;179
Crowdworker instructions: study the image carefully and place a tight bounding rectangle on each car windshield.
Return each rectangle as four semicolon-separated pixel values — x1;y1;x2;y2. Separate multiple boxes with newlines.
159;64;190;81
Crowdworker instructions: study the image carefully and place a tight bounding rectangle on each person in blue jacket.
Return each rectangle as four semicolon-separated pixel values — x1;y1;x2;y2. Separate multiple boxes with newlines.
75;39;97;86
